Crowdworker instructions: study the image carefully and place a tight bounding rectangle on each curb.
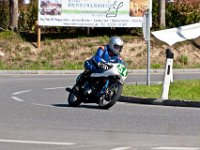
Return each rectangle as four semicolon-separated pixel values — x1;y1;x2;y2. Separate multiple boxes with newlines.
0;70;83;75
119;96;200;108
0;69;200;75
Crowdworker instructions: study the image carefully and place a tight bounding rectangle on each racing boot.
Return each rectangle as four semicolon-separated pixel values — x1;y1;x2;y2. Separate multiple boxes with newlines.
75;69;91;91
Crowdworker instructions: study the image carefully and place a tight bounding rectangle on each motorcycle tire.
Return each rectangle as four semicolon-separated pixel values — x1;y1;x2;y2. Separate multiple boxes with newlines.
99;82;123;109
68;86;82;107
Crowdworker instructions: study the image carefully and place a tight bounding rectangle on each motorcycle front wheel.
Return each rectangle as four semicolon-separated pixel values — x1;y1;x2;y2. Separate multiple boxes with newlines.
68;86;82;107
98;82;123;109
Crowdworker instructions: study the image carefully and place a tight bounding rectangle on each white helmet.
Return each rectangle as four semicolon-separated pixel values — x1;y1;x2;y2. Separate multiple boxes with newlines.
108;36;123;55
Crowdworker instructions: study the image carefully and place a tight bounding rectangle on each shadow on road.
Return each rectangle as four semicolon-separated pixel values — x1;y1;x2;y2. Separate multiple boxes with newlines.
52;104;103;109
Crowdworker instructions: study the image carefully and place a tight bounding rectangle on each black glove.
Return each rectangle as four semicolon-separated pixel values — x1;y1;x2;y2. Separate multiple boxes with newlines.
98;62;109;70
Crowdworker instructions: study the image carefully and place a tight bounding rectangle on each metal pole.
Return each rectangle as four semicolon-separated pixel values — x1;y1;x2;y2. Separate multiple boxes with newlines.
147;36;150;86
146;9;151;86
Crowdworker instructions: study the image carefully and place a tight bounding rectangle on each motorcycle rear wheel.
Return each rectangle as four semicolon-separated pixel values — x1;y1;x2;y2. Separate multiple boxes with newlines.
68;86;82;107
99;82;123;109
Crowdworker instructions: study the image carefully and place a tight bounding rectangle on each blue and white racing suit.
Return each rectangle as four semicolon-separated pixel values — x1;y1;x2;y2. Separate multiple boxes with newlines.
84;45;122;73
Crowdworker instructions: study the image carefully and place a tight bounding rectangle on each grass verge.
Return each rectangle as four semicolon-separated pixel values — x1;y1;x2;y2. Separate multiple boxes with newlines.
122;80;200;101
0;31;200;70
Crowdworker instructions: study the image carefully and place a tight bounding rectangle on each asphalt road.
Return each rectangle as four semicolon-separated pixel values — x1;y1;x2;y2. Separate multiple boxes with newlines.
0;71;200;150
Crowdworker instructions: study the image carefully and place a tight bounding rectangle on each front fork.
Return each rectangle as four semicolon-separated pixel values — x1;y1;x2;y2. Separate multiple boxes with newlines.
98;79;110;106
100;80;109;95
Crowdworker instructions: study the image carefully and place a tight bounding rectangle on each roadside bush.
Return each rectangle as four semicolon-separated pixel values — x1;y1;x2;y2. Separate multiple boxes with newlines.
152;0;159;29
0;2;9;30
18;0;38;31
166;0;200;27
179;54;189;65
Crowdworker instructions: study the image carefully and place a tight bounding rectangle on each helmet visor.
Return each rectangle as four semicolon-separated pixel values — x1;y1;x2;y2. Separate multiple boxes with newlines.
114;45;123;53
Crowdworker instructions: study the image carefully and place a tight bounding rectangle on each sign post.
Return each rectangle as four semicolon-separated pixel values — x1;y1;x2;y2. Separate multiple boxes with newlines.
37;26;41;49
143;9;151;86
146;9;151;86
35;21;41;49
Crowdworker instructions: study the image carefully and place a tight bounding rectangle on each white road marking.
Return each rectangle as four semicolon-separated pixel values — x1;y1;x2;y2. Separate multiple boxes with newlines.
31;103;57;108
12;90;32;95
11;96;24;102
11;87;70;108
44;86;66;90
0;139;75;146
152;147;200;150
110;147;131;150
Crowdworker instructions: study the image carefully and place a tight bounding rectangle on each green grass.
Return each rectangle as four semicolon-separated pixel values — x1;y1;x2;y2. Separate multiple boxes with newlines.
0;31;16;39
179;54;189;65
122;80;200;101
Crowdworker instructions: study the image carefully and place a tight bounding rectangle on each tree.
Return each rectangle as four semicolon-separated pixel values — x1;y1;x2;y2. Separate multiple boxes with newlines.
159;0;166;28
9;0;18;31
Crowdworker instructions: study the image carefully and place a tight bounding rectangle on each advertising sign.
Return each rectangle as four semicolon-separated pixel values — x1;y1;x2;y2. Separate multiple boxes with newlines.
38;0;151;27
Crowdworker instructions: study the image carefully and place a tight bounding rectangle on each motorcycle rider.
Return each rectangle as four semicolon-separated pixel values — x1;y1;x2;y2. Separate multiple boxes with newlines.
86;36;123;71
76;36;124;87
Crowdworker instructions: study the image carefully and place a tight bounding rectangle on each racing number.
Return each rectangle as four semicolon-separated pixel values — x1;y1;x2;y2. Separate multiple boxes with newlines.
117;64;128;77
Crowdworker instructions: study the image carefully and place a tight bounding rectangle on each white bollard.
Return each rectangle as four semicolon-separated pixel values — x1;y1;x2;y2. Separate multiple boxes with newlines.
161;49;174;100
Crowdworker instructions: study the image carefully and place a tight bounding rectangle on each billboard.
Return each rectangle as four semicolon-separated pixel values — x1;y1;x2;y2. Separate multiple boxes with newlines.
38;0;151;27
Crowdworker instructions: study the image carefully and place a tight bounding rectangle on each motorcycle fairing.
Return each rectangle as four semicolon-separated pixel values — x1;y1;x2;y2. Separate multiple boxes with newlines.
90;63;127;84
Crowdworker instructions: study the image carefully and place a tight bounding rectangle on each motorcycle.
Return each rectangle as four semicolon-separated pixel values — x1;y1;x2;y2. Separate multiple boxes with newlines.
66;61;128;109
